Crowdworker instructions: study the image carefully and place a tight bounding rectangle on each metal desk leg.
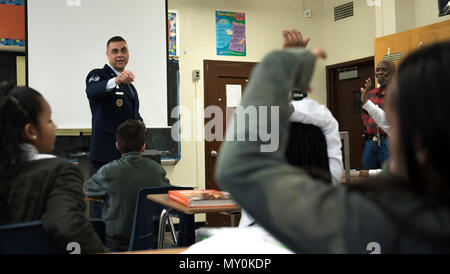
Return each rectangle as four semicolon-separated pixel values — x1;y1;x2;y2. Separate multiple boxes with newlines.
158;208;172;249
168;216;178;245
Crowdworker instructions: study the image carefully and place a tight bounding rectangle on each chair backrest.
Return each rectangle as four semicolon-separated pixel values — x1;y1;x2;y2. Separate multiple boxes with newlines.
0;220;62;254
128;185;195;251
0;219;106;254
89;218;106;245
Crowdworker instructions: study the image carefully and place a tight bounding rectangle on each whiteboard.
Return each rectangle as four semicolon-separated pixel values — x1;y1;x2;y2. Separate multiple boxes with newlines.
27;0;168;128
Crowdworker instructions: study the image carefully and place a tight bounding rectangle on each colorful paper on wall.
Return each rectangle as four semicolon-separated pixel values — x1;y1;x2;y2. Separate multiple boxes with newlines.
0;0;25;47
168;12;177;56
216;11;246;56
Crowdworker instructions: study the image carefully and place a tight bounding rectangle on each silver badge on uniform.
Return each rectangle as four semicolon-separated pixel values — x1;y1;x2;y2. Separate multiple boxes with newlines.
88;75;100;82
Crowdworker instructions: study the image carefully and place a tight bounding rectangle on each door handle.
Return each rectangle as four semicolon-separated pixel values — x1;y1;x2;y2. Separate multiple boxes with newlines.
210;150;218;158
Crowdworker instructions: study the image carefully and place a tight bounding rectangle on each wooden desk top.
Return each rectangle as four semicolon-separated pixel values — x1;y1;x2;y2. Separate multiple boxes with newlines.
111;248;187;254
85;197;104;202
147;194;241;214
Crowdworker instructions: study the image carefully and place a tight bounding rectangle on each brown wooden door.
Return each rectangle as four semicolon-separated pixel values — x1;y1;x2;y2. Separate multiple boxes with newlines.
203;60;257;227
327;57;375;170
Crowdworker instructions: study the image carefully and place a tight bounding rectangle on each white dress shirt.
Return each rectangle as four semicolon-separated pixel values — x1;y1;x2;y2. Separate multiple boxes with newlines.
239;98;344;228
362;100;390;134
106;64;120;91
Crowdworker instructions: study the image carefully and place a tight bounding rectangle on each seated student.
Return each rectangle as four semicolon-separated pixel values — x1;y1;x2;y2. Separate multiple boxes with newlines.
84;119;170;251
216;39;450;253
239;121;333;227
238;29;343;228
0;83;106;253
283;29;344;186
289;97;343;185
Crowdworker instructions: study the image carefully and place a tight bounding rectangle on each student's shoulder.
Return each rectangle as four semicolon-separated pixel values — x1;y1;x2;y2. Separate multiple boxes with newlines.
37;158;82;174
23;158;83;183
141;157;165;170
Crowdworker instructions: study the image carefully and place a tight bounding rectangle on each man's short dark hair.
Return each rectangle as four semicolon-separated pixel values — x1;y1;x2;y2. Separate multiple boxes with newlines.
116;120;146;154
107;36;127;49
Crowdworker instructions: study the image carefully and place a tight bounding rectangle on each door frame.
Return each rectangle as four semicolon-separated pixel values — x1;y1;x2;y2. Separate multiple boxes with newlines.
326;56;374;117
203;60;257;227
203;60;258;190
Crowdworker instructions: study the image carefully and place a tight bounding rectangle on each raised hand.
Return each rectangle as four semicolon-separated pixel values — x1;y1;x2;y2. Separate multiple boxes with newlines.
282;29;311;49
360;78;372;104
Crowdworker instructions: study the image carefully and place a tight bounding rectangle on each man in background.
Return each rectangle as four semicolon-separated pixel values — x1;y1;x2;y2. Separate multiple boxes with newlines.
360;60;395;170
85;36;143;218
85;36;143;174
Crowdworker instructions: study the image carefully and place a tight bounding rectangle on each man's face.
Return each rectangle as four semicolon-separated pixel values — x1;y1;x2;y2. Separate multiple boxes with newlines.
376;61;394;87
107;41;129;72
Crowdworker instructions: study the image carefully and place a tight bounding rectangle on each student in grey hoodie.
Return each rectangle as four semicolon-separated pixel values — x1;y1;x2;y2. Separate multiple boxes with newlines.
216;35;450;253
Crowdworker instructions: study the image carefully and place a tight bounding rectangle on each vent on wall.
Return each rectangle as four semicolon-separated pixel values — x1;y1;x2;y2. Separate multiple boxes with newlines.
334;2;354;21
383;52;402;62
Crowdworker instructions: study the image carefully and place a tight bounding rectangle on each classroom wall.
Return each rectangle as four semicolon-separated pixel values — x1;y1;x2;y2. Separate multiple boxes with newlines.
415;0;450;28
323;0;377;66
165;0;327;194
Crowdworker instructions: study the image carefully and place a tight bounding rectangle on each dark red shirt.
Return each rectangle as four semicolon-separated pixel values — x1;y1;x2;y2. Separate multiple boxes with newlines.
361;87;387;136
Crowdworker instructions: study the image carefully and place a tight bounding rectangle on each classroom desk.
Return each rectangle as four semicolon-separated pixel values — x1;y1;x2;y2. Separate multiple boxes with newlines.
340;170;370;184
146;194;241;249
85;197;104;202
111;247;187;254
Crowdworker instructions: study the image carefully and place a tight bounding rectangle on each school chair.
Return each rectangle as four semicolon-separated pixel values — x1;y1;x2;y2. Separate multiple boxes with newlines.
128;186;195;251
0;220;61;254
0;219;106;254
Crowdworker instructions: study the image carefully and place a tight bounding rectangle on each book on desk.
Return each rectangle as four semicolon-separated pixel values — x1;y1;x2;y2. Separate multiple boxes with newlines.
168;189;237;208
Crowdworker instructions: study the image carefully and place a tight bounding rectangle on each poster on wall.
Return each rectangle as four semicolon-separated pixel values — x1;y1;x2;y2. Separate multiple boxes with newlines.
168;11;178;56
216;11;246;56
0;0;25;48
439;0;450;17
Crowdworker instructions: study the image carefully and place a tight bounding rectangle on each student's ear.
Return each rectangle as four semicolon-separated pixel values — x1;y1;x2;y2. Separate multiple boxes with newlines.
23;123;38;142
116;141;120;151
413;134;429;166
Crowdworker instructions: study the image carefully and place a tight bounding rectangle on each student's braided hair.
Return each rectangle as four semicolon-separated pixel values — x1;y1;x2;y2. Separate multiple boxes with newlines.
286;122;331;183
0;82;44;223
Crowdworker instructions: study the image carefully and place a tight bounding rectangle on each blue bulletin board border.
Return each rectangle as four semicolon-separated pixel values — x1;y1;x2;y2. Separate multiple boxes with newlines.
0;0;25;6
0;38;25;46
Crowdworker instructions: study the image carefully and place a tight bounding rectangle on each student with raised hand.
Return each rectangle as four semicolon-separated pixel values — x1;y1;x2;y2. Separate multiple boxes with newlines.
238;29;342;228
216;40;450;253
84;119;170;251
283;29;343;185
0;83;106;253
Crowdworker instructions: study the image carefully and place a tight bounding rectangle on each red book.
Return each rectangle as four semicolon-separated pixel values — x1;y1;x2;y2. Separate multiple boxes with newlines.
168;189;237;208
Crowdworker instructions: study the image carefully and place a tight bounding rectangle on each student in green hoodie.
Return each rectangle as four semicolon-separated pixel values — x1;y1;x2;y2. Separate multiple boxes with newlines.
84;119;170;251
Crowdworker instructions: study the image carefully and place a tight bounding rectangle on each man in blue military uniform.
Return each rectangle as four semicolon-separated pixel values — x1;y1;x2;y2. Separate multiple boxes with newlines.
86;36;143;174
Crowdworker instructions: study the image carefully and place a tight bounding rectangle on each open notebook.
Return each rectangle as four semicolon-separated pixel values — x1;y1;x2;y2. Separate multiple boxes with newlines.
182;226;294;254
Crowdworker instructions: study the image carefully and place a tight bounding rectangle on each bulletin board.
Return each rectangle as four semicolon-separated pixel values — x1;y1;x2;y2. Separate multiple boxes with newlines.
0;0;25;49
215;11;246;56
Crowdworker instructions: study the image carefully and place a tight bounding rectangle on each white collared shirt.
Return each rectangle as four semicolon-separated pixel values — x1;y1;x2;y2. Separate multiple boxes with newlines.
106;63;120;91
290;98;344;186
362;100;390;134
20;143;56;161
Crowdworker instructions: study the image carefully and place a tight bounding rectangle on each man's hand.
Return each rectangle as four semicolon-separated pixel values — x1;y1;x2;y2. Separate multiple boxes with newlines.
282;29;311;49
360;78;372;104
115;71;135;85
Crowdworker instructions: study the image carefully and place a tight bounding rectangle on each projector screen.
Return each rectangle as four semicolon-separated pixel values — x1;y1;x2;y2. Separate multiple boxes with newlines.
27;0;168;128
